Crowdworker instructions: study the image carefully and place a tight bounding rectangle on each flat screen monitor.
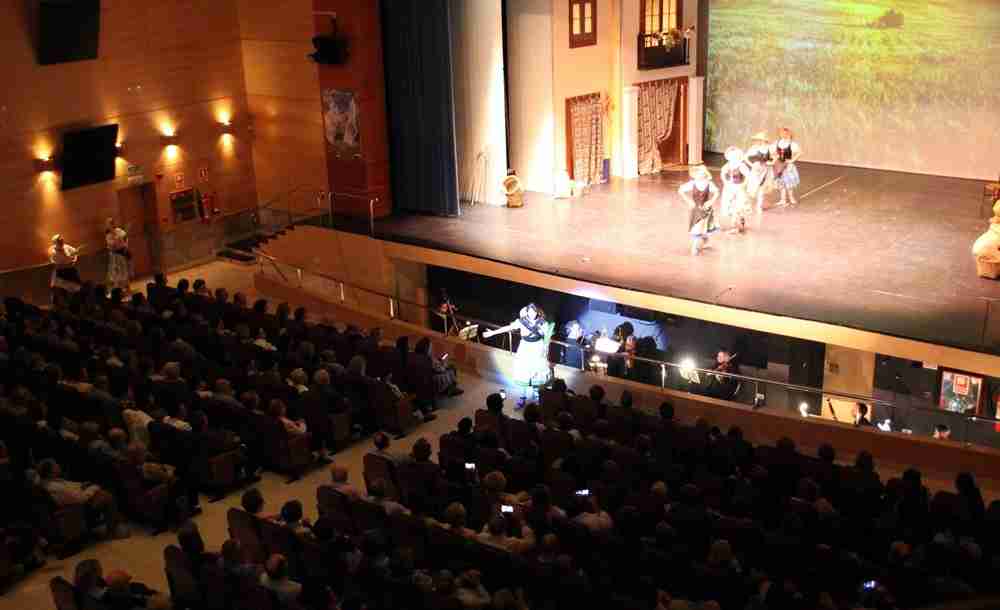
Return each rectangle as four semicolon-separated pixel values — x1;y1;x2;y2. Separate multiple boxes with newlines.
938;368;983;415
60;124;119;191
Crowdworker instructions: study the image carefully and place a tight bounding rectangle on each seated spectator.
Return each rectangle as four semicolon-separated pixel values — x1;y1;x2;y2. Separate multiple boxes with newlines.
287;368;310;394
161;403;193;432
241;390;263;413
573;495;615;534
37;458;125;538
557;411;582;441
413;337;463;397
588;384;608;417
102;569;155;610
454;569;491;609
298;578;338;610
213;379;244;409
439;502;475;538
219;539;257;579
260;553;302;604
87;427;129;463
280;500;313;537
270;399;307;436
523;403;545;431
126;441;200;520
367;478;410;516
371;430;409;465
74;559;108;606
659;401;675;423
241;488;267;517
330;464;363;498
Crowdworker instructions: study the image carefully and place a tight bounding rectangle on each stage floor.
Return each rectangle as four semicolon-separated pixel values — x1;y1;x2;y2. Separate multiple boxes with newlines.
362;160;1000;355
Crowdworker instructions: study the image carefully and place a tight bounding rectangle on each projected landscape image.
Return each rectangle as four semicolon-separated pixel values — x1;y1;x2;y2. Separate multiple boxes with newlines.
706;0;1000;179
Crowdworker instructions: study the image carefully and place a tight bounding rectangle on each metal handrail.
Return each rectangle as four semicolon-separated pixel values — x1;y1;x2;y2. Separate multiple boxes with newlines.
255;255;920;413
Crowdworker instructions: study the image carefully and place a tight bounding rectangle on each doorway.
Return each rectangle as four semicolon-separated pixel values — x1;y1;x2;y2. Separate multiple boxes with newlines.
115;183;158;278
565;92;605;185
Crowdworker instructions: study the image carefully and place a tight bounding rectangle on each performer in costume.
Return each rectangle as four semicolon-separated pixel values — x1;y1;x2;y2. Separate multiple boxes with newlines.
104;217;131;293
745;132;773;212
48;234;81;298
771;128;802;206
482;303;554;405
720;146;752;234
678;165;720;256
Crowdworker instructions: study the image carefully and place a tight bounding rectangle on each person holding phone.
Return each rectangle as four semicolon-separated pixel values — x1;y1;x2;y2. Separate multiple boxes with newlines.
413;337;463;397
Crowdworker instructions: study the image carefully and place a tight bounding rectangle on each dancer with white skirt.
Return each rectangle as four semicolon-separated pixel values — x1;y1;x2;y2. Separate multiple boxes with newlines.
105;217;131;293
720;146;752;234
482;303;554;405
745;132;773;212
772;128;802;207
678;165;720;256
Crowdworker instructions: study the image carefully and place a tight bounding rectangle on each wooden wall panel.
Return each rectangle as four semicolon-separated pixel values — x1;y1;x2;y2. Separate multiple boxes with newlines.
0;0;255;270
237;0;326;213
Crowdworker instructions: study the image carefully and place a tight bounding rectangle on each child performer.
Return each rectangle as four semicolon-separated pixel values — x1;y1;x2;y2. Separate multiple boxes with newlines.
720;146;752;234
745;132;773;212
771;127;802;206
678;165;720;256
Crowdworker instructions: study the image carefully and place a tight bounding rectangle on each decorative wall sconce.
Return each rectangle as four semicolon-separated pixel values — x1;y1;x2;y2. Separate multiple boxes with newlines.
116;142;126;157
219;115;255;136
34;157;56;172
159;133;179;146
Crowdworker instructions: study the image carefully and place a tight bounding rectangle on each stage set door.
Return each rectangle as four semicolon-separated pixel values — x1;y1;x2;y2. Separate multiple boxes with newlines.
115;183;158;278
565;92;605;185
638;76;688;173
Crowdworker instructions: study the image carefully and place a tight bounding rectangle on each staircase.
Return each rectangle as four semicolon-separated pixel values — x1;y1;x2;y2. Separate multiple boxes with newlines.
217;186;329;264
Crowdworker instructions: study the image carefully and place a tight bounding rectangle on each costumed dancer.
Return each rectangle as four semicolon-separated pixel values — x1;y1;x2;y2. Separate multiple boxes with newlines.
678;165;720;256
772;128;802;206
105;217;131;294
720;146;752;234
745;132;773;212
482;303;554;406
48;234;81;301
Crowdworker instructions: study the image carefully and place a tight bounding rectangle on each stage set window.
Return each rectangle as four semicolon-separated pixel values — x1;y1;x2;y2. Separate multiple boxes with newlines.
641;0;682;47
569;0;597;48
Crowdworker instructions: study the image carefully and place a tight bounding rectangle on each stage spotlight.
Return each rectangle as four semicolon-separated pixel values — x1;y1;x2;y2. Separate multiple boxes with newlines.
799;402;810;418
877;419;893;432
679;357;700;384
753;392;766;409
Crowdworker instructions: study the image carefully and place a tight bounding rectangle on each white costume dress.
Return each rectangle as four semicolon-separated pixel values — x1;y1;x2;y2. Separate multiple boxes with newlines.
512;308;552;387
106;227;130;287
745;144;773;199
48;243;80;291
720;161;752;227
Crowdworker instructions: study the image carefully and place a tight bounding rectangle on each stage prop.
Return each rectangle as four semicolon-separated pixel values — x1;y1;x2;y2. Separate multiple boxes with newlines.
973;200;1000;279
503;170;524;208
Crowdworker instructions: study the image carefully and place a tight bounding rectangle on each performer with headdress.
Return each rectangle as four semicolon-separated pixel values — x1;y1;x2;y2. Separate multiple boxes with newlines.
771;128;802;207
48;234;81;298
104;217;131;293
745;132;773;212
678;165;720;256
482;303;554;405
720;146;752;234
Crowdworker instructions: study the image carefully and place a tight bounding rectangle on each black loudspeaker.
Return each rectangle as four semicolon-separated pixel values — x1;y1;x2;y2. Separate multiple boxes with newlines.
310;35;349;65
37;0;101;65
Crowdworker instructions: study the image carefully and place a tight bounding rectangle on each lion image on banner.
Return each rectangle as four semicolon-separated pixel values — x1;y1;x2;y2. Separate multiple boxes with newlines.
322;89;360;155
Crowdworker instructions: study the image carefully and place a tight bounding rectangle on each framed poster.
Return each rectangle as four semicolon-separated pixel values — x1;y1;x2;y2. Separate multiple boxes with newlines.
938;368;983;415
322;89;361;156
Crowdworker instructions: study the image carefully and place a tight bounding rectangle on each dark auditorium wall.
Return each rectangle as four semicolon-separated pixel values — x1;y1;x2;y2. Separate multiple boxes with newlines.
0;1;257;270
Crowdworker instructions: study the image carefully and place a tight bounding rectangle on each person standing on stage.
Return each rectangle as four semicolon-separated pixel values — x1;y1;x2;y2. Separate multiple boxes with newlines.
745;132;773;212
105;217;131;294
678;165;720;256
771;128;802;207
48;234;81;298
482;303;554;406
720;146;752;234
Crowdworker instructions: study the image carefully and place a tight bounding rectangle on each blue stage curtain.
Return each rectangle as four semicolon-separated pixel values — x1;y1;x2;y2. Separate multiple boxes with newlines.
381;0;460;217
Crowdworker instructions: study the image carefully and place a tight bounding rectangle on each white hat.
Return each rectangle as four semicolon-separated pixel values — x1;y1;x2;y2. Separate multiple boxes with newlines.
724;146;743;162
51;234;63;244
750;131;768;142
689;165;711;180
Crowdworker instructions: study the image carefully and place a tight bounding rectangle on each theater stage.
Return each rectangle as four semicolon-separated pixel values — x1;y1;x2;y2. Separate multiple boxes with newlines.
352;160;1000;357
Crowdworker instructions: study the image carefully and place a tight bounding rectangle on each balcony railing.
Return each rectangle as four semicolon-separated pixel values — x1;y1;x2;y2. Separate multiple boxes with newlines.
637;33;689;70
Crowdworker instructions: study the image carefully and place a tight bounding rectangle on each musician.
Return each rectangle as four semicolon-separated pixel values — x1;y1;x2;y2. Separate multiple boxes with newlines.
484;304;553;403
556;320;586;370
771;128;802;207
105;217;130;293
48;234;81;297
678;165;720;256
706;350;739;400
